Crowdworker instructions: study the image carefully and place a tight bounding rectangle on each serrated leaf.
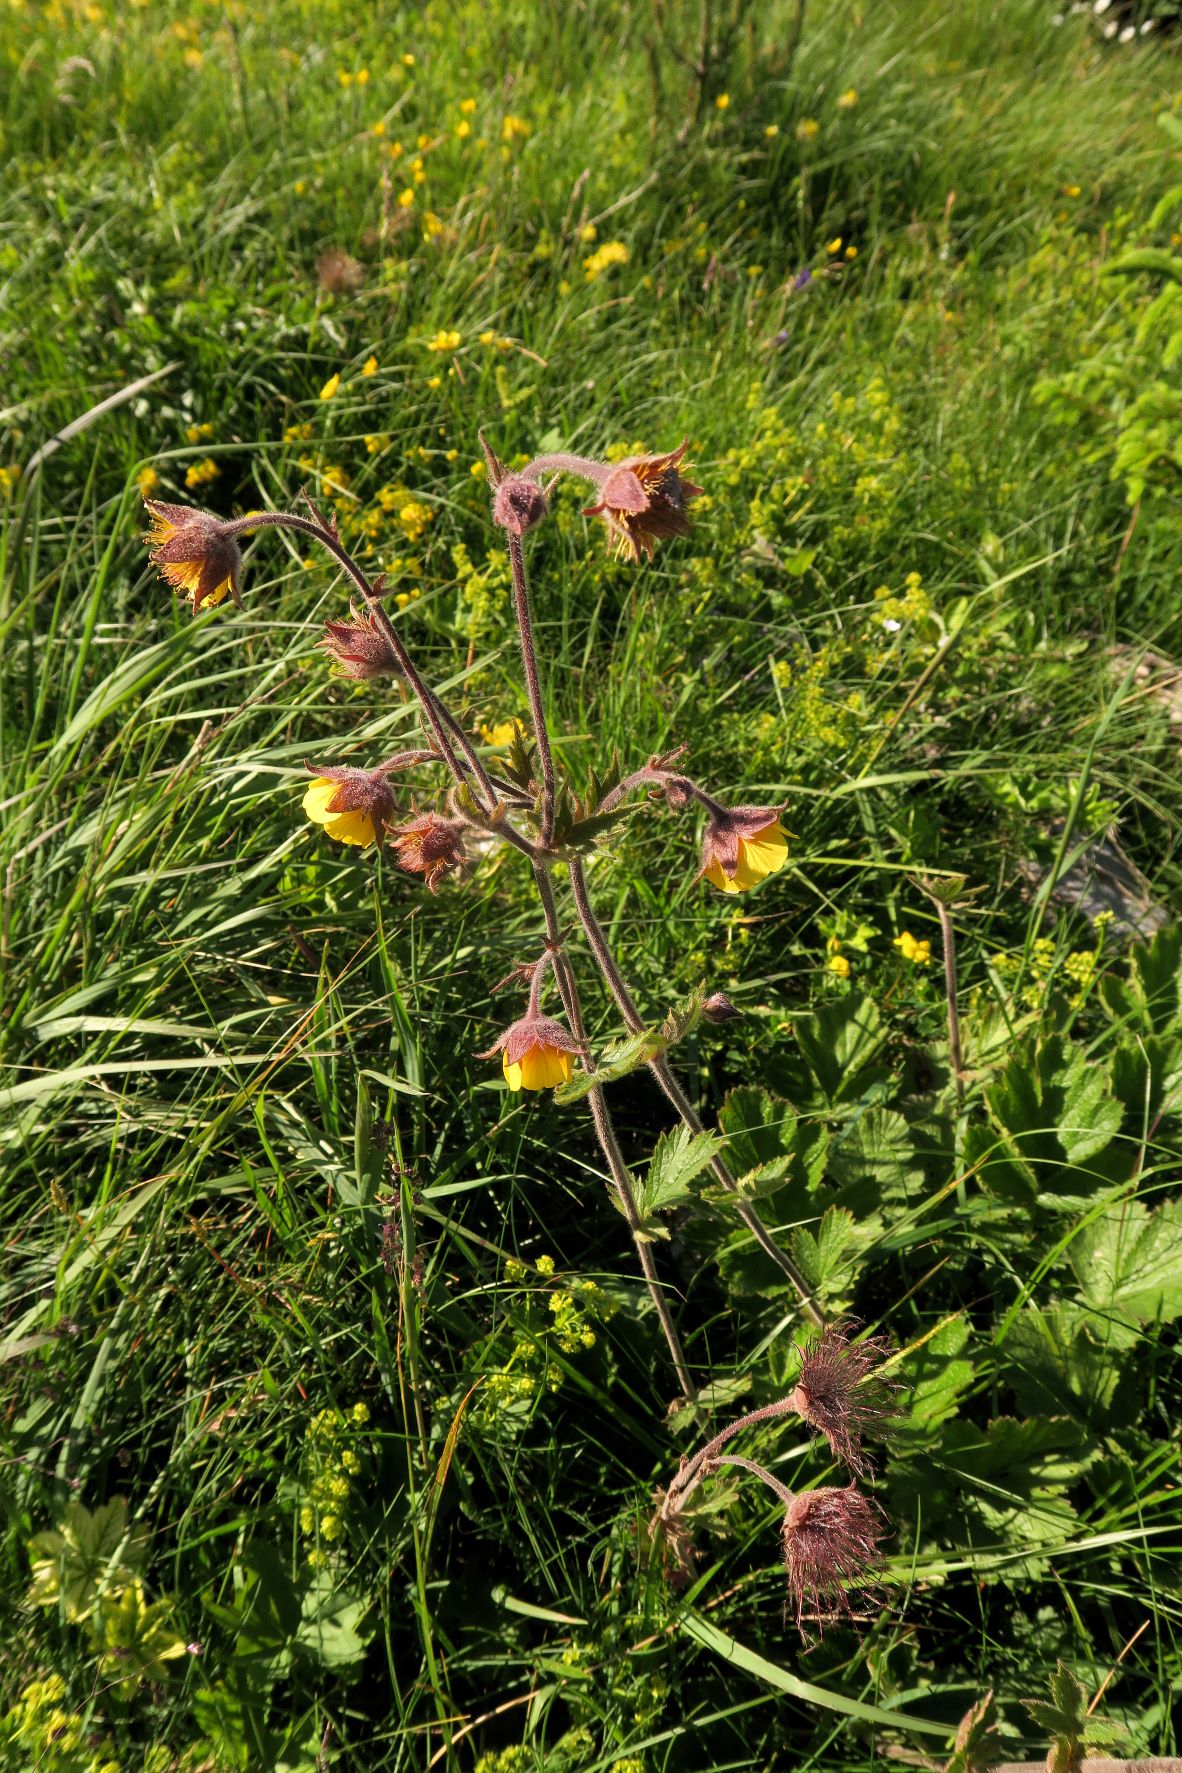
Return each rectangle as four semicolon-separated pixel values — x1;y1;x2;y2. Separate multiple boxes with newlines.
1068;1197;1182;1330
787;1205;860;1300
27;1497;149;1622
945;1691;996;1773
894;1314;975;1439
1024;1660;1088;1748
636;1126;725;1228
554;988;707;1105
829;1106;924;1210
794;994;889;1105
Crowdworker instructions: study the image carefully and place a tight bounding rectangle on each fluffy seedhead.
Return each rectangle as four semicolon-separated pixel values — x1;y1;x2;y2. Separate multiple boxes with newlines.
319;605;404;680
392;813;467;891
697;803;789;894
144;500;243;613
791;1322;904;1477
781;1485;885;1636
492;472;549;537
582;441;702;560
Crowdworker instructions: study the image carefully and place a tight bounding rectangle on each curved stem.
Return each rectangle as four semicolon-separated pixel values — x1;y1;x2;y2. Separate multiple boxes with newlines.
567;859;824;1328
664;1394;800;1516
507;531;556;848
710;1452;795;1509
533;866;698;1409
521;451;609;486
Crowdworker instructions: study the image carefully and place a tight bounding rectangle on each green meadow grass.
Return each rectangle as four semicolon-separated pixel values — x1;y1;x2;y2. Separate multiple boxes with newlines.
3;1;1182;1768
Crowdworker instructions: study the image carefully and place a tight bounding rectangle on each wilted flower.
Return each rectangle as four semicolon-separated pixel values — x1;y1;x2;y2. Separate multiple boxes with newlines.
582;441;702;561
702;991;741;1024
781;1485;885;1634
302;766;398;848
492;472;548;536
317;249;365;293
478;1014;583;1093
143;499;243;613
392;813;467;891
319;605;404;680
790;1322;903;1476
698;803;789;894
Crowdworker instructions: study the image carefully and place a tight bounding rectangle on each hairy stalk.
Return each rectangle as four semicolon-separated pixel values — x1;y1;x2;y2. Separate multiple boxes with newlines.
506;531;556;847
223;510;501;811
533;866;699;1407
567;858;824;1328
710;1452;795;1508
663;1395;800;1515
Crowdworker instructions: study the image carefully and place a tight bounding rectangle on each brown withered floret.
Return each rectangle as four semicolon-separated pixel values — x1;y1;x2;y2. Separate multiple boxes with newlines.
790;1322;904;1477
144;500;243;613
781;1485;885;1636
392;813;467;891
582;440;702;560
319;605;404;680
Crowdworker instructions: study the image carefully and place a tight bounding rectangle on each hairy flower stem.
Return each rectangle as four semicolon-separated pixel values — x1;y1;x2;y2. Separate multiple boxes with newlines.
938;899;965;1108
506;532;556;847
222;510;502;813
567;859;824;1328
533;866;699;1408
710;1453;795;1508
663;1395;801;1516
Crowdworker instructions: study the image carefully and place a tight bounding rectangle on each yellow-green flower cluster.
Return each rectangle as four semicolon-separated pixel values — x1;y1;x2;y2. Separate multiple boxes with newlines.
472;1261;617;1433
993;921;1109;1010
298;1402;370;1567
0;1676;119;1773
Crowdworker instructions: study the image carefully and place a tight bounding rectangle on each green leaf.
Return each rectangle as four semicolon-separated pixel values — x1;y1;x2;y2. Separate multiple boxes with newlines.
781;546;817;576
635;1126;725;1230
894;1314;975;1439
93;1581;188;1693
793;994;890;1105
26;1497;149;1622
828;1107;924;1211
945;1691;996;1773
983;1036;1128;1207
1068;1197;1182;1332
296;1572;371;1669
715;1086;829;1200
554;987;706;1105
787;1205;861;1301
1104;247;1182;286
1024;1661;1088;1760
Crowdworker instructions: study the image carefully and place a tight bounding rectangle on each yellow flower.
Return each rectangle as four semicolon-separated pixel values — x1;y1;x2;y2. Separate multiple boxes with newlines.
144;499;242;612
337;69;353;87
715;92;730;110
505;1039;575;1092
460;98;477;115
701;809;790;894
478;720;519;747
319;373;341;400
361;355;378;376
765;123;779;138
401;52;415;66
455;119;471;139
427;328;461;353
302;777;384;848
426;375;442;389
371;119;386;137
470;459;486;477
185;421;214;443
827;237;843;254
356;68;369;86
845;244;858;260
828;951;851;979
583;240;630;281
502;114;531;143
136;466;159;495
1063;183;1081;197
422;211;444;240
837;87;858;108
797;117;820;140
184;456;220;489
894;930;932;965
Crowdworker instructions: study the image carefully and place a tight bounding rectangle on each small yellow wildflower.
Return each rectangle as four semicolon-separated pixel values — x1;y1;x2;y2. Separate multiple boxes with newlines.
460;98;477;115
185;457;220;489
845;244;858;260
1063;183;1081;197
827;236;843;254
894;930;932;966
422;211;444;240
356;68;369;86
583;240;629;281
427;328;461;353
456;119;471;139
364;433;389;454
535;1254;556;1276
294;179;307;195
371;120;386;138
398;187;415;208
401;53;415;67
478;720;519;747
426;375;442;389
837;87;858;108
470;459;486;477
765;123;780;137
502;114;531;143
319;372;341;400
797;117;820;140
361;355;378;376
715;92;730;110
185;421;214;443
828;951;851;979
351;1401;370;1424
337;69;353;87
478;328;496;345
136;466;159;495
579;223;597;244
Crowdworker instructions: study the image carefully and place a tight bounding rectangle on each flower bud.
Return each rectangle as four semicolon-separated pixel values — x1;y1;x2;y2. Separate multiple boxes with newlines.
582;441;702;560
781;1484;885;1635
144;499;243;613
492;473;549;537
698;803;789;894
392;813;467;891
702;992;740;1025
319;605;404;680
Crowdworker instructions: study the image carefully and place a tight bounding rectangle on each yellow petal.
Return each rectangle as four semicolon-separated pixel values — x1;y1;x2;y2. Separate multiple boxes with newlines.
204;576;233;607
503;1054;524;1092
704;856;746;894
302;778;376;847
737;822;789;884
517;1043;574;1090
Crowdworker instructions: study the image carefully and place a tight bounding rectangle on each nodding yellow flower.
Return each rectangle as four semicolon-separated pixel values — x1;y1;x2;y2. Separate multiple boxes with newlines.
302;769;397;848
894;930;932;965
480;1014;582;1092
699;804;790;894
143;499;242;612
319;373;341;400
583;440;701;561
426;328;461;354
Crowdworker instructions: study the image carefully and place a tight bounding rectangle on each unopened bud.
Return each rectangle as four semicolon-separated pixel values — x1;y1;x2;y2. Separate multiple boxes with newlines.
492;473;549;537
702;992;740;1025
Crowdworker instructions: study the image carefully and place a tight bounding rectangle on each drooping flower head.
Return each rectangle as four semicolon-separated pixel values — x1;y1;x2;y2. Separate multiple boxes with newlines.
780;1485;885;1635
790;1322;903;1477
392;812;467;891
478;1013;583;1093
319;604;404;681
582;441;702;560
302;765;399;849
698;802;789;894
143;499;243;613
492;472;549;537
